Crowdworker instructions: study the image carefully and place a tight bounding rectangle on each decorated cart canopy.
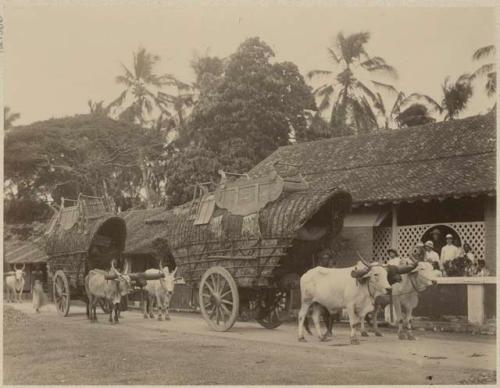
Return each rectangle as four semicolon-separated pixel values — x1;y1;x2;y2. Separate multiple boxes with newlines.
123;168;352;288
45;195;127;296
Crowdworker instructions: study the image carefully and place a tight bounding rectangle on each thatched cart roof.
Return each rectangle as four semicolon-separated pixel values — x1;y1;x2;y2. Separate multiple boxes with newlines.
45;195;126;258
249;112;496;207
122;188;351;256
45;214;126;256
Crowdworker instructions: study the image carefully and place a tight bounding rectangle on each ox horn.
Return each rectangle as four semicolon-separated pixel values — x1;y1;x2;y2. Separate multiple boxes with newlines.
356;251;372;268
351;266;371;279
13;264;20;270
21;263;25;271
122;259;129;274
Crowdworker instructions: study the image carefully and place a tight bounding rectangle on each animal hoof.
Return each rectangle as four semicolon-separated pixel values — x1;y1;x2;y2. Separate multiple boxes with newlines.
375;331;383;337
350;338;360;345
361;331;369;337
398;333;407;340
143;315;148;319
149;314;154;319
298;337;307;343
158;316;163;321
407;334;416;341
165;315;171;321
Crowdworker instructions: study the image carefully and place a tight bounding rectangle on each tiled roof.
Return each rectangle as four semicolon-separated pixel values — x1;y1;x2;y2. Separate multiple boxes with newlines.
4;238;48;264
249;112;496;205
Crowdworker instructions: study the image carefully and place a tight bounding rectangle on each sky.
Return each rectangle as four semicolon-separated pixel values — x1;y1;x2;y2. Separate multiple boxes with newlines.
4;4;496;125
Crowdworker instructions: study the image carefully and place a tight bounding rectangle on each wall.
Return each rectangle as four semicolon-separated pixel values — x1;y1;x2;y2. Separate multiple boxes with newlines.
484;197;496;274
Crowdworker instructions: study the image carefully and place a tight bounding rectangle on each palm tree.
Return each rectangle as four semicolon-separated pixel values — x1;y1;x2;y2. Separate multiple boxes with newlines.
471;45;496;97
4;106;21;130
308;32;398;137
389;74;472;127
441;74;473;120
109;47;177;127
157;78;195;132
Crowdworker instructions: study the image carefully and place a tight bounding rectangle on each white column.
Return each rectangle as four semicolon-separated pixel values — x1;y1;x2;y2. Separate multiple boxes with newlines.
467;284;485;325
390;204;398;249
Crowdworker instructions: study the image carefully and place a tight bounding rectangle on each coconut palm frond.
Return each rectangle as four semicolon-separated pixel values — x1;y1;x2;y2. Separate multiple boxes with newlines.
472;63;495;79
486;72;496;96
355;80;380;107
317;94;331;111
472;45;495;61
314;84;334;98
307;69;333;79
108;90;129;109
389;91;406;117
117;63;135;82
361;57;398;78
327;48;341;64
371;81;398;95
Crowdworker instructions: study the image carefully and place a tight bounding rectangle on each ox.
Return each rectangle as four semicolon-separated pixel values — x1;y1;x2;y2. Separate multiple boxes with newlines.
85;260;133;324
304;246;425;338
392;259;438;340
5;264;26;303
304;261;417;337
298;257;391;344
143;265;177;321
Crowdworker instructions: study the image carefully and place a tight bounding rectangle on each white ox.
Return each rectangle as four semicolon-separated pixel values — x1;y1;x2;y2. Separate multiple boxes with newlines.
5;264;26;303
85;261;133;324
392;259;438;340
143;266;177;321
298;259;391;344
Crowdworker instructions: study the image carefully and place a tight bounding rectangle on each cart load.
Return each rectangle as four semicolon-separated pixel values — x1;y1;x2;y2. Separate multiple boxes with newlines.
123;165;352;331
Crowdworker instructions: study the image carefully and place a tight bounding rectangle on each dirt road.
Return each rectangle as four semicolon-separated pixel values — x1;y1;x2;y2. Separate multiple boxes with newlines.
3;302;496;385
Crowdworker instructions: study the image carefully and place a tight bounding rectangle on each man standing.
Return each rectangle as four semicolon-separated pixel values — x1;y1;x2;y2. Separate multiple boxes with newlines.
440;234;460;271
424;240;441;270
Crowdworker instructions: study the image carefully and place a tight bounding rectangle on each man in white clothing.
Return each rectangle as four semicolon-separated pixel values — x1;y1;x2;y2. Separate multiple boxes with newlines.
440;234;460;269
386;248;401;266
424;240;441;269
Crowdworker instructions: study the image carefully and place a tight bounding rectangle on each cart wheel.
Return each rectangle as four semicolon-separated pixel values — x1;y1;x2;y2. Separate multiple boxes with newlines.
199;266;239;332
53;270;70;317
256;289;291;329
99;299;110;314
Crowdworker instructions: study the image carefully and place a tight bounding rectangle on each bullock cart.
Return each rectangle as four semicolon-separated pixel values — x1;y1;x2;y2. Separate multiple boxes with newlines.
127;168;352;331
45;195;162;317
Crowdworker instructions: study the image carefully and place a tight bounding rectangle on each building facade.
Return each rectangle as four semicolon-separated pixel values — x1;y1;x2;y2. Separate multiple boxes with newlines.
249;112;496;274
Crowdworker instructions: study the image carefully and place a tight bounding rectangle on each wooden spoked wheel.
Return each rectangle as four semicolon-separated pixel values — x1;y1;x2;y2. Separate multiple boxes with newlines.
53;270;70;317
199;266;240;332
256;289;291;329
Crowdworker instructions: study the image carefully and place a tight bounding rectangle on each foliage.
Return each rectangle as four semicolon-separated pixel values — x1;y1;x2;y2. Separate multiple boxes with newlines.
163;145;221;208
396;103;436;127
4;115;166;210
187;37;315;174
4;199;52;224
472;45;496;97
4;106;21;131
308;31;398;137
